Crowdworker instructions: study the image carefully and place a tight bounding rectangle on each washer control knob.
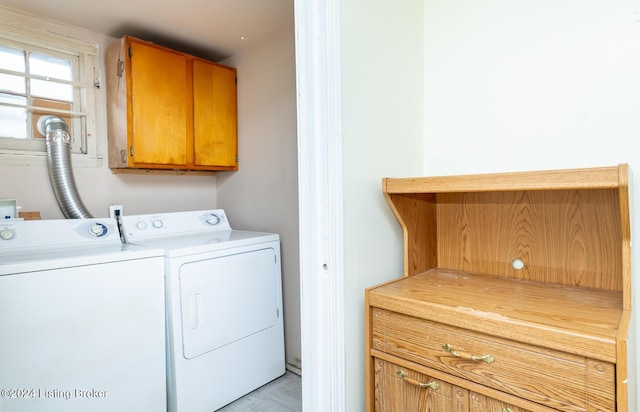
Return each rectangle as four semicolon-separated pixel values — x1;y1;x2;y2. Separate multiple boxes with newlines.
0;229;15;240
152;219;164;229
205;213;221;225
136;221;148;230
89;223;108;237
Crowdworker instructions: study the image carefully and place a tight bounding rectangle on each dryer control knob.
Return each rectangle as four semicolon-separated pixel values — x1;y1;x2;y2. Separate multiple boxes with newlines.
0;229;15;240
152;219;164;229
89;223;108;237
205;213;221;225
136;221;148;230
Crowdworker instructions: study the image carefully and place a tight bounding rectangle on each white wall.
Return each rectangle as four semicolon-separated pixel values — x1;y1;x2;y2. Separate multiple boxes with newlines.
0;10;217;220
340;0;425;410
424;0;640;175
423;0;640;406
216;26;301;371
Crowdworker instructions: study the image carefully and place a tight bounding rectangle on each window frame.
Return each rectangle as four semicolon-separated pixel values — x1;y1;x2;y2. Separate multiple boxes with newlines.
0;10;101;167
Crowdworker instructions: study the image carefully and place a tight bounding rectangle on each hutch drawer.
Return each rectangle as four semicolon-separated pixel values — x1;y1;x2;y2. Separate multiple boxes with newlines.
374;357;468;411
372;307;615;411
374;358;541;412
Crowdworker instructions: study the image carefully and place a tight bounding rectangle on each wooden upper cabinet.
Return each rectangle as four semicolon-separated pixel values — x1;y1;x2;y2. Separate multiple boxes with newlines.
106;36;238;172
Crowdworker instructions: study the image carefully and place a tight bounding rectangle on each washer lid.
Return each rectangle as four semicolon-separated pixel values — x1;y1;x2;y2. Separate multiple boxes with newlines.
0;243;164;275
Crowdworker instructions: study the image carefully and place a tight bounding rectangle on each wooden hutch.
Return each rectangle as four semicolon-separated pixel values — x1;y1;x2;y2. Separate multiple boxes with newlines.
365;164;633;411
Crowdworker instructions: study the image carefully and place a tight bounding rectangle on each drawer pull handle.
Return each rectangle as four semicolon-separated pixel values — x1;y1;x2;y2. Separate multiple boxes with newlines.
397;370;439;390
443;343;495;364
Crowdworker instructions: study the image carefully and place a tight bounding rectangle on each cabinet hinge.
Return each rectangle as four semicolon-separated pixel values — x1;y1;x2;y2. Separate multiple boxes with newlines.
235;77;237;85
128;46;132;58
129;146;134;157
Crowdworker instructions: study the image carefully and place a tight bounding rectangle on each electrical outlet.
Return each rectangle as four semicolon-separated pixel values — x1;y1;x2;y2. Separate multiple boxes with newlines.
109;205;124;219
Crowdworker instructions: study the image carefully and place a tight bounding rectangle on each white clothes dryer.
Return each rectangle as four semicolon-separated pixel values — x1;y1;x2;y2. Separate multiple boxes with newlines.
0;218;166;412
120;209;285;412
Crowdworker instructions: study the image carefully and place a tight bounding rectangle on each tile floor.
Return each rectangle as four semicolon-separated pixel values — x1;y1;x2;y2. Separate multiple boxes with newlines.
217;370;302;411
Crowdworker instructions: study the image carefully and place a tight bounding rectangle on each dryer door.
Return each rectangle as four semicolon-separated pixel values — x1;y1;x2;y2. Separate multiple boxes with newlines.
179;247;279;359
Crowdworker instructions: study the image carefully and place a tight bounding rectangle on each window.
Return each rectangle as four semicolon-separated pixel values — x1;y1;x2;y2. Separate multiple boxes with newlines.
0;10;100;166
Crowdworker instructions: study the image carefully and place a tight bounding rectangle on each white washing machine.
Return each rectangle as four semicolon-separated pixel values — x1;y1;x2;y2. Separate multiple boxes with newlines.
120;209;285;412
0;218;167;412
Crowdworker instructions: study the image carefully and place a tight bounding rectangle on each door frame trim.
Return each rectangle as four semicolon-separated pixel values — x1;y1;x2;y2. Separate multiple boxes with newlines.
294;0;346;410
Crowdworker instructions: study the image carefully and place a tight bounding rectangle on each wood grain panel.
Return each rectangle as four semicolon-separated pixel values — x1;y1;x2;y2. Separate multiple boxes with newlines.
373;308;616;411
616;310;632;412
373;352;561;412
130;40;188;166
617;164;632;310
384;165;622;194
374;358;468;412
193;59;237;168
384;192;437;276
436;190;622;290
369;269;622;361
469;392;531;412
105;37;129;168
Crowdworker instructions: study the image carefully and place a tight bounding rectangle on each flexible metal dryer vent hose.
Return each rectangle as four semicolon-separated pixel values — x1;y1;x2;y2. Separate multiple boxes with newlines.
38;116;93;219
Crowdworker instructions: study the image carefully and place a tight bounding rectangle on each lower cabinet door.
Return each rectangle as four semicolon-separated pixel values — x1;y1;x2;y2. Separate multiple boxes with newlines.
374;358;469;412
469;392;531;412
374;358;537;412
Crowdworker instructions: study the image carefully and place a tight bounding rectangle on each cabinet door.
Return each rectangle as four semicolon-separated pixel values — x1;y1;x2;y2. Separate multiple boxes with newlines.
469;392;531;412
374;358;468;412
193;60;237;168
129;40;188;166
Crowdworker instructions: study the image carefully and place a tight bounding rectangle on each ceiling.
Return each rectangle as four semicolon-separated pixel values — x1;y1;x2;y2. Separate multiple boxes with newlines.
0;0;294;61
